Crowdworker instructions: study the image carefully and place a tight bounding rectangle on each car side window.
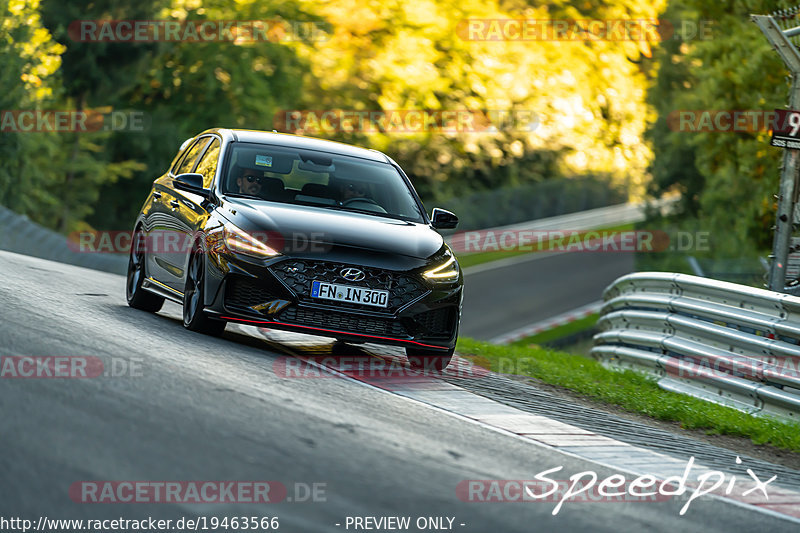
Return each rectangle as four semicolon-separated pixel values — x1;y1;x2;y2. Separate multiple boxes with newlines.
169;138;194;174
194;138;221;189
175;138;211;175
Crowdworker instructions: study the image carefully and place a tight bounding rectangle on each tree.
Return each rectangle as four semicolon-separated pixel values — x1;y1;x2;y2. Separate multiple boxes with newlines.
85;0;315;230
294;0;666;201
647;0;793;259
0;0;66;225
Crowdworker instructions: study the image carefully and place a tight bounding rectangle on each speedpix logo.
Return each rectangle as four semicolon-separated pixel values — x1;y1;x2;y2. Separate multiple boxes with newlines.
458;456;776;516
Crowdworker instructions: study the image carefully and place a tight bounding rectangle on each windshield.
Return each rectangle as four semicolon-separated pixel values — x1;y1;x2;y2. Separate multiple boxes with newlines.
221;142;425;223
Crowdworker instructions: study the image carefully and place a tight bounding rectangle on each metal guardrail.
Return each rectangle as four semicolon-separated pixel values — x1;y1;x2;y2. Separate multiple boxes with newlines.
0;204;127;274
591;272;800;422
449;196;679;249
437;176;627;232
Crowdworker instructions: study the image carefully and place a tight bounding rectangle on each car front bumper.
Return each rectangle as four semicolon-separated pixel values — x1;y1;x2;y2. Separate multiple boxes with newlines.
204;253;462;351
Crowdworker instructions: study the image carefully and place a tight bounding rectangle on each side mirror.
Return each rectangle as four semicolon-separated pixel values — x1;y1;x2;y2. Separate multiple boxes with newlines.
173;173;210;199
431;208;458;229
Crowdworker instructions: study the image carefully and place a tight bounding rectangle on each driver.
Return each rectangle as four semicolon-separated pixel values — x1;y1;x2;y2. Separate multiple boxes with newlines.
339;181;368;202
237;168;264;196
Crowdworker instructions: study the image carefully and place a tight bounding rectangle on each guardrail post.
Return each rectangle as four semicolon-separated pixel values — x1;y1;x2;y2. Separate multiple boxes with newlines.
752;13;800;292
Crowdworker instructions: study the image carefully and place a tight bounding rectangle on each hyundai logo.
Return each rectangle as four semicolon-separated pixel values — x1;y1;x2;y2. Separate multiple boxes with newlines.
340;268;366;282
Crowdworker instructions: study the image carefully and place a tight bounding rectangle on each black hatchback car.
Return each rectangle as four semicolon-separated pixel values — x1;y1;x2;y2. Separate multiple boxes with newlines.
126;129;462;369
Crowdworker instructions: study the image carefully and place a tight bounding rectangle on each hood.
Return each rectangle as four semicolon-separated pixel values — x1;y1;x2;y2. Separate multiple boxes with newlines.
221;199;443;259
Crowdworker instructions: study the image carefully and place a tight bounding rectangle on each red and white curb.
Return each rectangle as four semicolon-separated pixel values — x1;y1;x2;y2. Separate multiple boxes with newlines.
489;300;604;345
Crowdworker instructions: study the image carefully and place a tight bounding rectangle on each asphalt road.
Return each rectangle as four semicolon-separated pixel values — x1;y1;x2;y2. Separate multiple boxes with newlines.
0;251;789;532
459;251;634;340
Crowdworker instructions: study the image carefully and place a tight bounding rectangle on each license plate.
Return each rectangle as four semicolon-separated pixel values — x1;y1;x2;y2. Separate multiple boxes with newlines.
311;280;389;308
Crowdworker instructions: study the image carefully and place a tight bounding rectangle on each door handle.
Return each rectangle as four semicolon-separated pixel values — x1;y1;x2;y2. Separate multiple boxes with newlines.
153;191;162;199
169;200;180;209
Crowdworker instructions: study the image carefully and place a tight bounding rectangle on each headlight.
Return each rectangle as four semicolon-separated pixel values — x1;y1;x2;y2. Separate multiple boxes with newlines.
222;222;281;258
423;252;459;281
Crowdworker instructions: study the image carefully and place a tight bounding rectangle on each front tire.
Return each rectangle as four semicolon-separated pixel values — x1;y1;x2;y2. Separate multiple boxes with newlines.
126;229;164;313
406;346;454;372
183;248;226;336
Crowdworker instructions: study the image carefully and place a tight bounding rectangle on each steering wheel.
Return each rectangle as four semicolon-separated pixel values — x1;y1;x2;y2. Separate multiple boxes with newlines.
342;197;379;207
341;197;387;213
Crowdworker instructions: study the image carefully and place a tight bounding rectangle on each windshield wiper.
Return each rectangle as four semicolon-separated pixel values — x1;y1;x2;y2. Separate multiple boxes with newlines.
224;192;263;200
334;206;416;222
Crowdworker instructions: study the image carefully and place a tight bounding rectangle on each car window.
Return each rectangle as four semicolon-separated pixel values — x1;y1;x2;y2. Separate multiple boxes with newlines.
223;143;424;222
194;138;221;189
175;138;211;175
169;138;195;174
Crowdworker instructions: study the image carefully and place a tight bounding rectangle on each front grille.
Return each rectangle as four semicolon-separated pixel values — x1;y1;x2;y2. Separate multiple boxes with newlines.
271;259;428;312
279;306;408;337
412;307;456;337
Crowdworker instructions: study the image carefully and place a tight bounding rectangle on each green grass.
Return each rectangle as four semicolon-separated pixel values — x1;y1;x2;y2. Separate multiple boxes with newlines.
511;313;599;347
456;223;635;269
456;337;800;453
